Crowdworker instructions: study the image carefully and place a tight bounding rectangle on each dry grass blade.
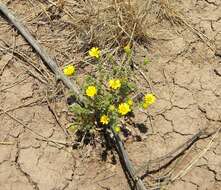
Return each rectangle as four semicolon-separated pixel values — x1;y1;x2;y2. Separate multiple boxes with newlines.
0;76;28;92
158;0;183;25
0;141;14;145
136;128;218;176
136;131;202;175
0;97;45;116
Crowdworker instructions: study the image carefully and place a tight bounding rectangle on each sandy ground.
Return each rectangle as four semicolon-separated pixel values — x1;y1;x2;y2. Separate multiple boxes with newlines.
0;0;221;190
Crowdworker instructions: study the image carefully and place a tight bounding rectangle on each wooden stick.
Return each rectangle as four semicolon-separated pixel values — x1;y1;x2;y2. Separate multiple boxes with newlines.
0;141;14;145
0;4;147;190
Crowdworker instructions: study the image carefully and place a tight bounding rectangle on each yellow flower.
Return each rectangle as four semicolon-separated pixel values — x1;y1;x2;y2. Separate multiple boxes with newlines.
109;105;115;112
86;86;97;97
118;103;131;115
108;79;121;90
142;102;150;109
100;115;110;125
124;44;132;55
113;125;121;133
144;93;156;105
63;65;75;76
89;47;101;59
127;98;133;106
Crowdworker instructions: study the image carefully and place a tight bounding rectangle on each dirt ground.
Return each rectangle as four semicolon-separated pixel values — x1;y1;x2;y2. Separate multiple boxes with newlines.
0;0;221;190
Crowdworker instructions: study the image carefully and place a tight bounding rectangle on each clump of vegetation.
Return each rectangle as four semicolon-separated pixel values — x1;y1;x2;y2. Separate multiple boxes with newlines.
68;0;152;51
63;44;156;143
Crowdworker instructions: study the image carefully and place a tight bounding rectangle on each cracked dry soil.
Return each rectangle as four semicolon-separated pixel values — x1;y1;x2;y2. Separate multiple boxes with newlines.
0;1;221;190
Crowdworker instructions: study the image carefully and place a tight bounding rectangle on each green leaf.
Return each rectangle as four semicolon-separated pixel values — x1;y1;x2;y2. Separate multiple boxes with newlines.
144;58;150;65
84;124;94;131
113;125;121;133
68;124;78;133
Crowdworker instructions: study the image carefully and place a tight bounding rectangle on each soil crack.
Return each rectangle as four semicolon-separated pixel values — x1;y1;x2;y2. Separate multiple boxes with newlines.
15;141;40;190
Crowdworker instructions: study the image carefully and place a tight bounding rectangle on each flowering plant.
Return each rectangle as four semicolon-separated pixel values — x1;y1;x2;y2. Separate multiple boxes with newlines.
64;46;156;139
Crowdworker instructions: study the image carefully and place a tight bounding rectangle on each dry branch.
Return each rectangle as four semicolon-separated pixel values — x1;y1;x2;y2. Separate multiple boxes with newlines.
136;128;219;179
0;3;146;190
171;127;221;181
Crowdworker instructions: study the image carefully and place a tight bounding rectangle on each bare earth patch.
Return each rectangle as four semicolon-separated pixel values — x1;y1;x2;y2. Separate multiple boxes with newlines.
0;0;221;190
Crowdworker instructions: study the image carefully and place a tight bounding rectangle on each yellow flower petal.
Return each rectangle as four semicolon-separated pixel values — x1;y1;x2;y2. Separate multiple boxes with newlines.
63;65;75;76
100;115;110;125
142;102;150;109
89;47;101;59
113;125;121;133
127;99;133;106
118;103;131;115
144;93;156;105
108;79;121;90
86;86;97;97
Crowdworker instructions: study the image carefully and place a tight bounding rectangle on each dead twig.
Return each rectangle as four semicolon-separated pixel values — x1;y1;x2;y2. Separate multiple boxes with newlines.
0;75;28;92
35;138;72;146
0;97;45;116
133;63;154;93
171;127;221;181
136;128;218;177
0;35;14;75
23;65;48;84
0;42;50;83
